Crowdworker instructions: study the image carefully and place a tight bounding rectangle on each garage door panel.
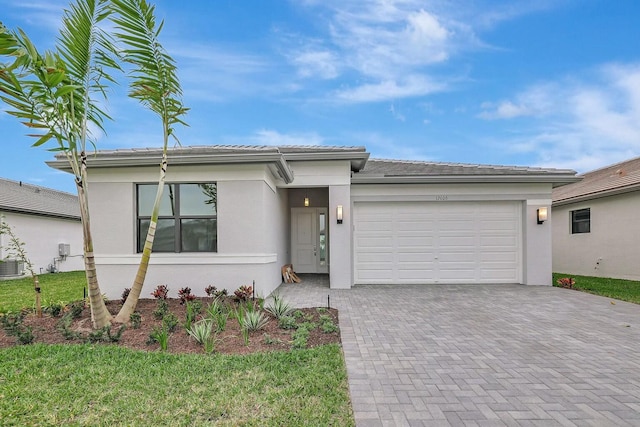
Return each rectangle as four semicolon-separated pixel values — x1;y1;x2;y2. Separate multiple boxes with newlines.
357;237;393;248
399;270;436;280
480;236;517;247
439;236;476;246
358;253;394;263
438;252;476;262
439;268;475;280
480;268;517;280
480;252;518;262
397;236;435;247
354;201;521;284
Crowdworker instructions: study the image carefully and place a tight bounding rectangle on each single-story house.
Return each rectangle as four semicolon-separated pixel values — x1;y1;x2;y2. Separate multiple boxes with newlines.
0;178;84;277
47;145;578;298
552;156;640;281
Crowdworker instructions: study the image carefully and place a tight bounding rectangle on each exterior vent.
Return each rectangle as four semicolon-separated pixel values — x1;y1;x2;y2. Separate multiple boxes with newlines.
0;259;23;277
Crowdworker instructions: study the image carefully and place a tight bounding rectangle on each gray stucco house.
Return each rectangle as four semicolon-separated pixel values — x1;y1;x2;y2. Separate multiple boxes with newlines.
0;178;84;277
48;145;578;298
552;156;640;281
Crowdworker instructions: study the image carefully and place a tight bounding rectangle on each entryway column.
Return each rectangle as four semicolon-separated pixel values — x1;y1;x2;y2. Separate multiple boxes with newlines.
329;185;352;289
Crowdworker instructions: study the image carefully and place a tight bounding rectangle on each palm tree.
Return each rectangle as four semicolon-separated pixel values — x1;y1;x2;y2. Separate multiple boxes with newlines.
0;0;118;328
110;0;188;323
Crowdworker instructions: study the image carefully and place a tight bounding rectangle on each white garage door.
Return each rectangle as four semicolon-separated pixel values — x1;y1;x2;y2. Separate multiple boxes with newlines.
354;201;521;284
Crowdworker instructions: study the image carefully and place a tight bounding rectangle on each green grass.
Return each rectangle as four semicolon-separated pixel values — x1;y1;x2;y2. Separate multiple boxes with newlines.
553;272;640;304
0;344;354;426
0;271;86;313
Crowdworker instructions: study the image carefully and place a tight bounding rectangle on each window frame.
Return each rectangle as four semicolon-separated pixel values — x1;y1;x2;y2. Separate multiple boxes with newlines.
136;182;217;253
570;208;590;234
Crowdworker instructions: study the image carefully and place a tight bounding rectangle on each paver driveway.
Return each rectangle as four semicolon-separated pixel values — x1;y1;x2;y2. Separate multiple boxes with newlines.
276;280;640;426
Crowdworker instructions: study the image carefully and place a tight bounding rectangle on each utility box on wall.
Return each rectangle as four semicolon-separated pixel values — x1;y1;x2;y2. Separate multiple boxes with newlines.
58;243;71;257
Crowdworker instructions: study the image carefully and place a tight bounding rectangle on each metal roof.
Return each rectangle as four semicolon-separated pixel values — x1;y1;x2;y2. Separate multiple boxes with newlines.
0;178;80;220
553;156;640;205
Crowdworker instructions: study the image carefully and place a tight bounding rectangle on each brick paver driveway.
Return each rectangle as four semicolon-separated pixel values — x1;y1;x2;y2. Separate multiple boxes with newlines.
277;281;640;426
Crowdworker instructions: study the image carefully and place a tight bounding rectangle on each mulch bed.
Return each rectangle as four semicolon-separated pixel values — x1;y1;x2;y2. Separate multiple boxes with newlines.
0;297;341;355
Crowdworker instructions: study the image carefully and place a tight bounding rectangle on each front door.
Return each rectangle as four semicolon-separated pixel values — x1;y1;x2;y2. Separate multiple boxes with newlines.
291;207;329;273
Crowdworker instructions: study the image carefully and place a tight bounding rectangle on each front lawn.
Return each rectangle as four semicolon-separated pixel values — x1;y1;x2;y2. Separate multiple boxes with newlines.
0;343;354;426
553;272;640;304
0;271;86;313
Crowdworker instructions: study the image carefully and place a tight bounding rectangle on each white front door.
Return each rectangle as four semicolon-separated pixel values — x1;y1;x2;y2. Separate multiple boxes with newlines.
291;208;329;273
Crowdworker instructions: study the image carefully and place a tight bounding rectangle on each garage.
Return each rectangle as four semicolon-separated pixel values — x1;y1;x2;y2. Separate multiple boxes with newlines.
353;201;521;284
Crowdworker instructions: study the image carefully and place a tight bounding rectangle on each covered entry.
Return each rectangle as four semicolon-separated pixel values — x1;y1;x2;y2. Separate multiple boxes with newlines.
353;201;521;284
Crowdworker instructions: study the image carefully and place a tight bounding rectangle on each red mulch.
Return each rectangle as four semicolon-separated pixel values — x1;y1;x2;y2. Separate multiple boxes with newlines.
0;297;341;355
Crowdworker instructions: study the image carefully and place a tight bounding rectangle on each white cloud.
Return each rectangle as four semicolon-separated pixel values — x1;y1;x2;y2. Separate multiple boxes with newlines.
479;84;556;119
249;129;324;146
482;63;640;172
389;104;405;122
285;1;482;102
335;75;446;103
291;49;340;79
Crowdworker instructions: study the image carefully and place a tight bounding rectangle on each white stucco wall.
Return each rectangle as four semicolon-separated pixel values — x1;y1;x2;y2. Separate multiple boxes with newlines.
86;164;285;299
351;182;554;286
552;192;640;281
329;185;352;289
0;211;84;274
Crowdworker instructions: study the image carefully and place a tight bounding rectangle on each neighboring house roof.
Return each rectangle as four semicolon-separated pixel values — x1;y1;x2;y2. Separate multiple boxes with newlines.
0;178;80;220
353;158;578;186
46;145;578;186
552;156;640;206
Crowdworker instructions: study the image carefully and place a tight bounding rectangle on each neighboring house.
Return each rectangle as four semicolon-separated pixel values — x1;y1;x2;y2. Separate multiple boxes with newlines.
0;178;84;277
47;145;578;298
552;157;640;281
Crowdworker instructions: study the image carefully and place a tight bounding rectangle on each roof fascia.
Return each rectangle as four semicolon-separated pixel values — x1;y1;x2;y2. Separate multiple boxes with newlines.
552;184;640;207
46;152;295;184
351;175;581;186
0;207;80;221
283;151;370;171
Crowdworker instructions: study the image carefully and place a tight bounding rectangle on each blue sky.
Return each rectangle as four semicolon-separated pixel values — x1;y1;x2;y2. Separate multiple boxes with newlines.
1;0;640;194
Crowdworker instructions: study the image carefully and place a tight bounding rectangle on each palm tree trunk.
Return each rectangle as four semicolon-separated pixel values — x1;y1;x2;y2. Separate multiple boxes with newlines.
115;152;168;323
78;153;111;329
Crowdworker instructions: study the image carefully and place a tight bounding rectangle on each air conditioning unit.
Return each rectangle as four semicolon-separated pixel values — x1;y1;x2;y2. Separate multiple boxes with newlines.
0;259;23;277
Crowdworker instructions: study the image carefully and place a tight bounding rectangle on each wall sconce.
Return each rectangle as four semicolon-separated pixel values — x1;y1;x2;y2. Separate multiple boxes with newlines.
537;207;548;224
304;197;310;207
336;205;343;224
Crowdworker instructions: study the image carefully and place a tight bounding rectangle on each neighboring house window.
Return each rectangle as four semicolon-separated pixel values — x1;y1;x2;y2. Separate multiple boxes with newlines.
137;183;217;252
571;208;590;234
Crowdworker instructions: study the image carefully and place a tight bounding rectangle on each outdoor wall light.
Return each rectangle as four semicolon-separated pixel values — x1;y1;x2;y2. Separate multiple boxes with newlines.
537;207;548;224
336;205;343;224
304;197;310;207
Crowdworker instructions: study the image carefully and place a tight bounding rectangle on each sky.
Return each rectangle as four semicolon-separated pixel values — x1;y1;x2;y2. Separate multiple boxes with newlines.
1;0;640;194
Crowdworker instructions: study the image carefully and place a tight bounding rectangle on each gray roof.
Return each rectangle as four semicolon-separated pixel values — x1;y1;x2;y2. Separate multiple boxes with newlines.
47;144;578;186
553;156;640;205
0;178;80;220
353;159;579;186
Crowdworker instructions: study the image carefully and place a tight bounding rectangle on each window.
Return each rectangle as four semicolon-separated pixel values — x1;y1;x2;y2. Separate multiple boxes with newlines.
571;208;590;234
137;183;217;252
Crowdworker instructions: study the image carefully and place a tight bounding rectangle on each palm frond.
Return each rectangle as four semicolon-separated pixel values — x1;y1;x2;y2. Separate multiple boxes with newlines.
57;0;119;150
111;0;188;144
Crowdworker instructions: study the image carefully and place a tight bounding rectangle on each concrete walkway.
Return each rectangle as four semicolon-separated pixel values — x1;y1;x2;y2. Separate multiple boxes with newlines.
276;277;640;426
